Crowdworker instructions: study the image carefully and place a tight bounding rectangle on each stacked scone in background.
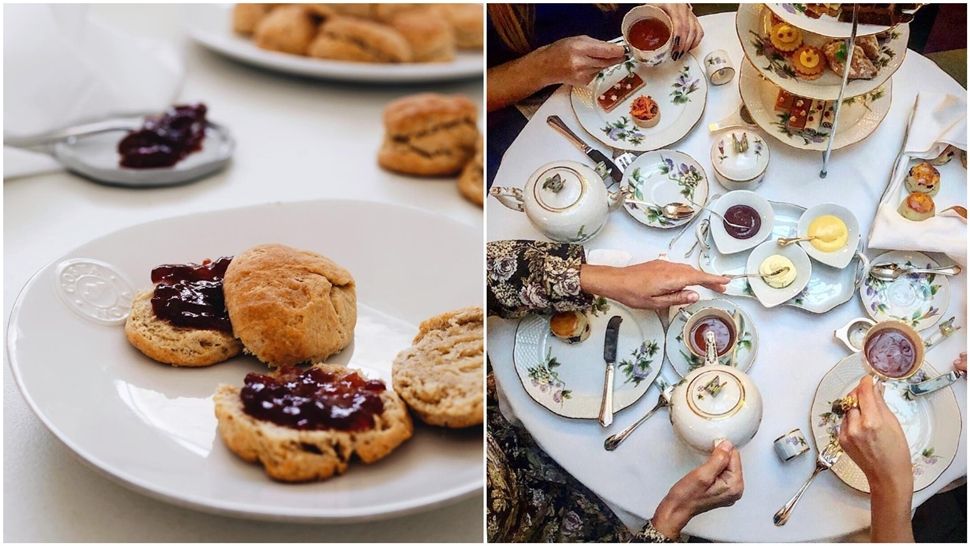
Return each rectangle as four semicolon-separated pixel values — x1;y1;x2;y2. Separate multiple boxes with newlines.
233;3;483;63
125;243;483;482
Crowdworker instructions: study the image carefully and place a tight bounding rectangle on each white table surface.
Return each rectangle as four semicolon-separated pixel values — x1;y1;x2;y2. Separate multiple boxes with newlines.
3;5;483;542
487;11;967;543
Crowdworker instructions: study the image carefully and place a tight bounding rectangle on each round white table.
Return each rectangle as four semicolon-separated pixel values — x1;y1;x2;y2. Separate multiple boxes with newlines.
3;5;482;542
487;11;966;542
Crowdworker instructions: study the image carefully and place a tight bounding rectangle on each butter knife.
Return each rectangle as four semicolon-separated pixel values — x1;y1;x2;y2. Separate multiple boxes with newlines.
599;315;623;427
547;115;623;184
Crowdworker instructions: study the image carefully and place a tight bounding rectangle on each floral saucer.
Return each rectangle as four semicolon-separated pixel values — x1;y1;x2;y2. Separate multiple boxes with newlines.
861;250;950;331
736;3;908;100
570;51;708;152
512;300;665;419
620;150;710;229
811;353;961;493
665;299;759;379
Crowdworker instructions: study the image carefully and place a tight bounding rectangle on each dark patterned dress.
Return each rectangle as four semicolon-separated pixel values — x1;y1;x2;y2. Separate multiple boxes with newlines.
486;240;675;543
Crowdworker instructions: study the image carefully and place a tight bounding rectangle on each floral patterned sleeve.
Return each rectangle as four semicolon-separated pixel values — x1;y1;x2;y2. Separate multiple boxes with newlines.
487;240;593;319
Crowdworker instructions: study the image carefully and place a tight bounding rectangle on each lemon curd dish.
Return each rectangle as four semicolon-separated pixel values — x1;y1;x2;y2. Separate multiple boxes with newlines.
807;214;849;252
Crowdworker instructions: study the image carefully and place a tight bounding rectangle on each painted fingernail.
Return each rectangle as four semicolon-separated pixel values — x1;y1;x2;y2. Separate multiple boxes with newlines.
674;36;681;48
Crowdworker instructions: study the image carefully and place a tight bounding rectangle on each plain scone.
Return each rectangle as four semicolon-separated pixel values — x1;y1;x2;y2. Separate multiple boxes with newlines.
125;290;242;367
378;93;479;176
214;363;413;482
392;306;483;428
223;244;357;367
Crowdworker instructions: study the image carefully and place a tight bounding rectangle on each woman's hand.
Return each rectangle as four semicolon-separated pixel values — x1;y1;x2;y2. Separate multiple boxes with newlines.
954;352;967;375
837;376;913;491
579;260;730;309
534;35;627;87
651;440;744;540
658;3;705;60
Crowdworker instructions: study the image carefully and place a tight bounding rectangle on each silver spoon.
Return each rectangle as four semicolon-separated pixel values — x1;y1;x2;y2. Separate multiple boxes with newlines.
774;441;843;526
868;262;962;282
622;198;748;230
604;379;674;451
777;235;817;247
725;266;790;280
6;113;234;188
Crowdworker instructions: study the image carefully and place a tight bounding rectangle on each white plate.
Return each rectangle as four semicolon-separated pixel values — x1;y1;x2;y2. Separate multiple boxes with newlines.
765;3;904;37
739;59;892;151
709;190;775;254
570;52;708;152
697;200;868;313
797;203;861;269
746;239;812;308
620;150;710;229
861;251;951;331
736;3;908;100
811;353;962;493
665;299;759;379
6;199;482;522
184;4;483;83
512;301;664;419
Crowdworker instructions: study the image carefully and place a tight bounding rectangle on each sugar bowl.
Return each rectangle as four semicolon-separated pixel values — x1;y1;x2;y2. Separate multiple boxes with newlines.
710;130;769;190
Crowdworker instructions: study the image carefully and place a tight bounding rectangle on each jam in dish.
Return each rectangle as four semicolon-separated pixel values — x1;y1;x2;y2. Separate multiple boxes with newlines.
151;256;232;332
241;367;387;431
723;204;762;240
118;103;208;169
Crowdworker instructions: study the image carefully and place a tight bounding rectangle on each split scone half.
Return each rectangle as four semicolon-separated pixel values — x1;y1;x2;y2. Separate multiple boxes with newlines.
215;363;413;482
392;306;484;428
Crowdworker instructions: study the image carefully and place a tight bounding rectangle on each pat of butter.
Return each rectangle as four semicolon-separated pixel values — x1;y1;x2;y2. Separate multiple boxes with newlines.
808;215;848;252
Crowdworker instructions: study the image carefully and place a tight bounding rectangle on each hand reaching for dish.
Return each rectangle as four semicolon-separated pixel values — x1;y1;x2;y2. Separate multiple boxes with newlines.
580;260;730;309
535;35;627;87
837;376;912;491
650;440;744;540
657;3;704;60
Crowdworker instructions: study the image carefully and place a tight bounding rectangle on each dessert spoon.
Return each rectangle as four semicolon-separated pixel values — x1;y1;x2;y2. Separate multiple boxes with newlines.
6;114;234;188
604;379;673;451
868;262;962;282
776;235;817;247
725;266;790;280
630;200;749;230
774;441;843;526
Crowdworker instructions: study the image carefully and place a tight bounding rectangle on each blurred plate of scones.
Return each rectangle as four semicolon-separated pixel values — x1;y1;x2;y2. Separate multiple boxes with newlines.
188;3;483;82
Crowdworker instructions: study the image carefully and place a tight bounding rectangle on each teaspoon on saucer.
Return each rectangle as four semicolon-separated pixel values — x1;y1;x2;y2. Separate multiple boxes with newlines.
6;114;234;188
868;262;962;282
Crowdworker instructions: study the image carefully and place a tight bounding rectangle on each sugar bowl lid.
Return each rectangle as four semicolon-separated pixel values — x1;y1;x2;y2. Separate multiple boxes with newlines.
711;130;769;181
528;162;594;211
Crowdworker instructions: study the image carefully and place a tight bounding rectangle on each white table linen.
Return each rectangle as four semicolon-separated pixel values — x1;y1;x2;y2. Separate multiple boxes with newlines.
487;12;966;542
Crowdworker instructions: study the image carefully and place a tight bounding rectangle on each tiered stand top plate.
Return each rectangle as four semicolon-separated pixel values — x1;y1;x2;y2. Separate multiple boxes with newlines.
736;3;908;100
764;3;897;37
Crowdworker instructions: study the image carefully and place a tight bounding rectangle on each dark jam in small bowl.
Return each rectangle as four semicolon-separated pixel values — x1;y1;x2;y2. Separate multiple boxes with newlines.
151;256;232;332
723;204;762;240
118;103;207;169
241;367;387;431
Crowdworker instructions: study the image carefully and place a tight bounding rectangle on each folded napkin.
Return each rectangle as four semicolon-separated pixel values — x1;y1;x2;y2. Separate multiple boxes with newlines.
868;92;968;266
3;4;184;179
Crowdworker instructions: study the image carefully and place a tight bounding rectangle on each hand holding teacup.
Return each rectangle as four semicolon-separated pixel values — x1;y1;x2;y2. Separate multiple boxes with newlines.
621;4;705;66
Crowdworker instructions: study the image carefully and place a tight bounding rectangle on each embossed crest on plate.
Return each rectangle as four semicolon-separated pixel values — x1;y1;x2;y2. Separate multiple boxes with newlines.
55;259;134;325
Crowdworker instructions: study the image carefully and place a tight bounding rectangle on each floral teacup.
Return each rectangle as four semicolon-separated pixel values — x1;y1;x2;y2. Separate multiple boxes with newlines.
621;5;673;67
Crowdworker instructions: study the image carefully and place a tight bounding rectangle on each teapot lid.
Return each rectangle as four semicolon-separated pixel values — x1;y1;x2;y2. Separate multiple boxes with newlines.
532;164;588;211
686;368;745;420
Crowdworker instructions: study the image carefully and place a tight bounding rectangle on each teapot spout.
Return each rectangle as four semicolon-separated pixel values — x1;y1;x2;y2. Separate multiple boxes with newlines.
489;186;525;212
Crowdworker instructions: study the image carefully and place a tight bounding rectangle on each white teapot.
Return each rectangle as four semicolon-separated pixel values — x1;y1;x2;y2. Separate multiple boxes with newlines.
668;333;763;452
490;160;624;244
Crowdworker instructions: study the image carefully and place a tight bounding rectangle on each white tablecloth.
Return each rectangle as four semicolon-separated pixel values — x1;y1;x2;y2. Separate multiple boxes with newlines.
487;12;966;542
3;5;482;542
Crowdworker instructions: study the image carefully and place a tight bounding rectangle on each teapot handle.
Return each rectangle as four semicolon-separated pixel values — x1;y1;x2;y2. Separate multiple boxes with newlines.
489;186;525;212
